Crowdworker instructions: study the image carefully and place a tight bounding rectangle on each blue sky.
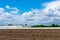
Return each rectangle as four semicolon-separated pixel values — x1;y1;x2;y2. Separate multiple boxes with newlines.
0;0;60;26
0;0;53;14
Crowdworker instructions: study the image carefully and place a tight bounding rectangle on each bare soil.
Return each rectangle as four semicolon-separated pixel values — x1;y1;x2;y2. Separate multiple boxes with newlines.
0;29;60;40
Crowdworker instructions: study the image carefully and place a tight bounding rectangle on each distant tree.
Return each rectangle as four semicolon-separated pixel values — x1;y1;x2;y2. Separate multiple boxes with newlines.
20;24;23;26
0;24;4;26
20;24;25;27
32;25;45;27
25;24;27;26
7;24;13;26
32;25;40;27
39;25;45;27
16;24;19;26
50;24;58;27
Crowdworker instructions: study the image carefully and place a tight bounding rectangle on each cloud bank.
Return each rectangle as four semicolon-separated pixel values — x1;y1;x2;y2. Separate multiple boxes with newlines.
0;0;60;26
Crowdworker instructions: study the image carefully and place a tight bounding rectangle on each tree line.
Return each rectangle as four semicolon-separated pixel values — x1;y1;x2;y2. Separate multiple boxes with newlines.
0;24;28;26
31;24;60;27
0;24;60;27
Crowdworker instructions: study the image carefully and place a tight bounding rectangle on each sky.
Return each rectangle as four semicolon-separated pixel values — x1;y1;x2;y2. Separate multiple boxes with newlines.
0;0;60;26
0;0;53;13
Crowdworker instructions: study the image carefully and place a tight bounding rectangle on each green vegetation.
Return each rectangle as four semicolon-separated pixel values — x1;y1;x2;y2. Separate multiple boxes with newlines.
7;24;13;26
31;24;60;27
0;23;60;27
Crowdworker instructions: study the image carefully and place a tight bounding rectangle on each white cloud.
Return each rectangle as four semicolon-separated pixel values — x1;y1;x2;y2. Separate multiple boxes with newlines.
10;7;19;14
43;1;60;11
21;0;60;25
0;0;60;26
6;5;10;9
6;5;19;14
42;1;60;24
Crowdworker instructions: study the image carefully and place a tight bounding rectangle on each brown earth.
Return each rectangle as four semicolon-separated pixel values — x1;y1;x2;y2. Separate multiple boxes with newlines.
0;29;60;40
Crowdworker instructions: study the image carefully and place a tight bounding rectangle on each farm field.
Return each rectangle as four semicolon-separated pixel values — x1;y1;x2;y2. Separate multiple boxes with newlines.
0;29;60;40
